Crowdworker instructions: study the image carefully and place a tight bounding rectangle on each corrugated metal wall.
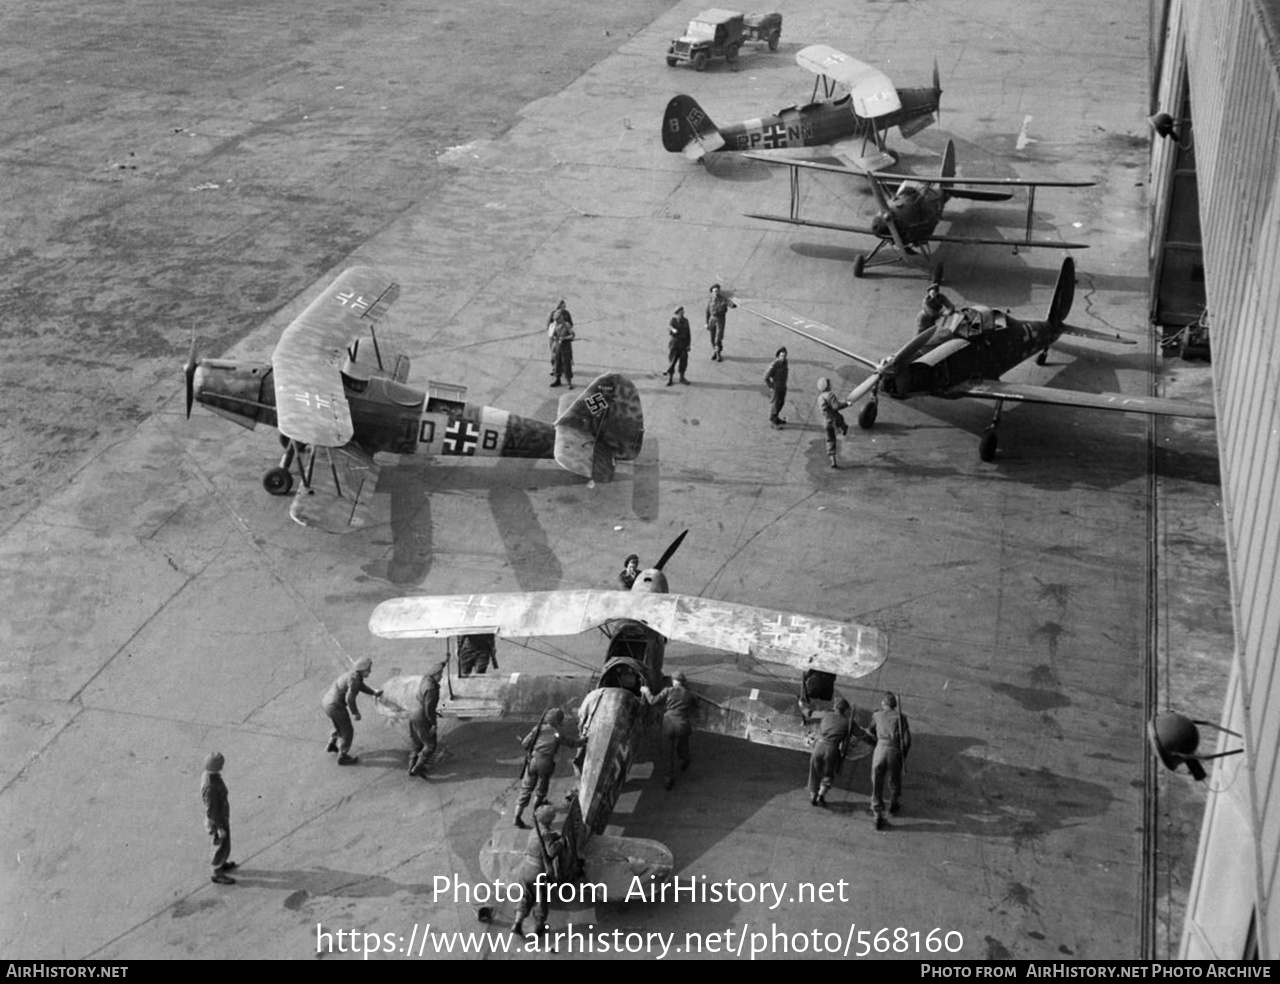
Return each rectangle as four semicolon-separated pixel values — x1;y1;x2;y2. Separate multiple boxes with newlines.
1167;0;1280;961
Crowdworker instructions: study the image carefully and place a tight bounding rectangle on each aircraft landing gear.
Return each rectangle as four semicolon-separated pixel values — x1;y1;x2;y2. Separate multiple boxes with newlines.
853;254;866;278
979;399;1004;462
263;467;293;495
1035;349;1049;366
858;400;878;429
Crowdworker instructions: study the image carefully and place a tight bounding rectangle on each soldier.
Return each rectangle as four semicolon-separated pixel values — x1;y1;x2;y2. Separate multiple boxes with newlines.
547;300;573;374
866;692;912;829
407;661;445;777
704;283;736;361
514;709;584;828
916;283;954;332
799;697;857;807
817;377;851;469
764;346;789;428
665;306;691;386
511;805;562;936
457;633;496;676
549;314;575;389
202;752;236;885
617;553;640;590
321;657;382;765
641;670;696;790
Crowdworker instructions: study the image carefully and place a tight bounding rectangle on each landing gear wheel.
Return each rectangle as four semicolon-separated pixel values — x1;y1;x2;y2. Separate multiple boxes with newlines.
979;431;998;462
263;467;293;496
1036;350;1048;366
931;262;944;285
858;401;879;430
853;254;866;278
692;51;708;72
666;56;677;67
768;31;780;51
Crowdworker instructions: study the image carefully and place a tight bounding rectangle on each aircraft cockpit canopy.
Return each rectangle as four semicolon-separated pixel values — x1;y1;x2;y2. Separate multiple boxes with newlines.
936;308;993;341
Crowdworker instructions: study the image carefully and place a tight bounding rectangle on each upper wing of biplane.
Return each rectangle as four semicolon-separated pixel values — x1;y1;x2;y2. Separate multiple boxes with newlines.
369;590;887;680
795;45;902;118
944;379;1216;419
272;266;400;447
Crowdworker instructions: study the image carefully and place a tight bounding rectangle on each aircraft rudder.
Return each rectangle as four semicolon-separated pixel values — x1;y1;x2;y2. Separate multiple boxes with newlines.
662;94;721;157
1050;257;1075;324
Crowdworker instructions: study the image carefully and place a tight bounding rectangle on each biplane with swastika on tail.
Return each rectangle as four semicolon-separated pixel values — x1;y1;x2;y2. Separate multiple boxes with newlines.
369;530;888;910
183;266;644;533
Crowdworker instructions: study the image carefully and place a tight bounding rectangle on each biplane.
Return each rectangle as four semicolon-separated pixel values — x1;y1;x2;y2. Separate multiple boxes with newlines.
663;44;940;171
745;139;1094;281
743;258;1215;461
184;267;644;533
369;530;888;900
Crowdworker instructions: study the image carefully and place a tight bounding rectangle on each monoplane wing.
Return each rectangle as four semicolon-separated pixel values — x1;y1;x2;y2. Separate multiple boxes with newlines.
945;379;1216;419
289;443;382;532
272;266;400;446
738;301;880;371
795;45;902;118
370;590;887;679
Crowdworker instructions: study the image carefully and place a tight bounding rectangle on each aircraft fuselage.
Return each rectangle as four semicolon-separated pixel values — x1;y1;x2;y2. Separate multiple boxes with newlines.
886;307;1061;400
716;87;939;153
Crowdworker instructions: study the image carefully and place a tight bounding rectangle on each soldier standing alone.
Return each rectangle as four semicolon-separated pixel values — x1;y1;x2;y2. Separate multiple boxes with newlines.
665;306;691;385
202;752;236;885
764;346;789;428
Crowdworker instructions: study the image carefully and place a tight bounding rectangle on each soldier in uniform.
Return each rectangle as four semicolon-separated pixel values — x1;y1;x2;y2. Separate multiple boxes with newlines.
704;283;736;362
407;661;445;777
321;657;382;765
457;633;496;676
547;300;573;374
867;692;912;829
665;306;692;386
514;709;584;828
817;377;851;469
641;670;696;790
202;752;236;885
549;314;575;389
764;346;789;428
511;805;562;936
799;697;858;806
916;283;954;332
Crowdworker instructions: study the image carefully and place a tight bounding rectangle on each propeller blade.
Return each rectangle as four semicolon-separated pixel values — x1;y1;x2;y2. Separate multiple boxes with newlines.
933;59;942;120
887;326;937;367
847;373;880;404
654;529;689;571
183;333;197;419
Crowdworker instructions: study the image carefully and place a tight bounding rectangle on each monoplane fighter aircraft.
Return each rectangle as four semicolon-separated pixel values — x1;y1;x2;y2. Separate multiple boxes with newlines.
744;258;1215;461
184;267;644;532
663;44;940;170
369;531;887;898
745;139;1094;280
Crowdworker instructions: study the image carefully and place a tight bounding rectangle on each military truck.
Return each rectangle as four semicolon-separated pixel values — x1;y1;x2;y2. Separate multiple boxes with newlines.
666;9;782;71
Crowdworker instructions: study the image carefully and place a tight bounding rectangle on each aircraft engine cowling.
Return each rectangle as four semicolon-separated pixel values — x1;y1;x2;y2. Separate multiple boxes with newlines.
191;360;278;429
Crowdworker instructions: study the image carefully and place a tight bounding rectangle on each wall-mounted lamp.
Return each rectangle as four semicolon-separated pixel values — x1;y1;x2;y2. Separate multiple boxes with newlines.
1148;711;1243;781
1149;112;1192;145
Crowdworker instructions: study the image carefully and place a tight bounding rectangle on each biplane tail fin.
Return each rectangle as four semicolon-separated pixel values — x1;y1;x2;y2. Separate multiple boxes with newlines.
1048;257;1075;325
662;95;726;160
553;373;645;483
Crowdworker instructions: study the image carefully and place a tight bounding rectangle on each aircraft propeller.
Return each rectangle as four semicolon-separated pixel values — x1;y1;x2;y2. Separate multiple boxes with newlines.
183;334;198;419
847;329;936;403
653;529;689;571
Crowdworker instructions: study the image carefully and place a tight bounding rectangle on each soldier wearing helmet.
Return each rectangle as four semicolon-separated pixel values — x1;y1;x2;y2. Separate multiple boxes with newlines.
916;282;954;332
514;708;584;829
511;804;563;937
407;661;446;778
641;670;696;790
816;377;851;469
321;657;382;765
798;696;862;807
202;752;236;885
866;692;912;829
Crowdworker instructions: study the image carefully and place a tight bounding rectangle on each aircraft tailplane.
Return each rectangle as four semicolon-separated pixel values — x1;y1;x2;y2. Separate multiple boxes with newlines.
662;95;726;160
553;373;644;483
1048;257;1076;325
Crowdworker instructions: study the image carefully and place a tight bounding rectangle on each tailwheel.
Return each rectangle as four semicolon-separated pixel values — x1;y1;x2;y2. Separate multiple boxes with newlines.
858;401;878;430
263;467;294;496
1035;350;1048;366
853;254;866;278
979;430;998;462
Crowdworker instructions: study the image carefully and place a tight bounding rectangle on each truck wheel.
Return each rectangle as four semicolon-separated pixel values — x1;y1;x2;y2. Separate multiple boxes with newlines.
725;44;739;64
692;51;708;72
666;56;678;67
768;31;780;51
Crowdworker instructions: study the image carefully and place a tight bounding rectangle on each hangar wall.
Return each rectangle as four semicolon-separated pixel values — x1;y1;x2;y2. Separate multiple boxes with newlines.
1152;0;1280;961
